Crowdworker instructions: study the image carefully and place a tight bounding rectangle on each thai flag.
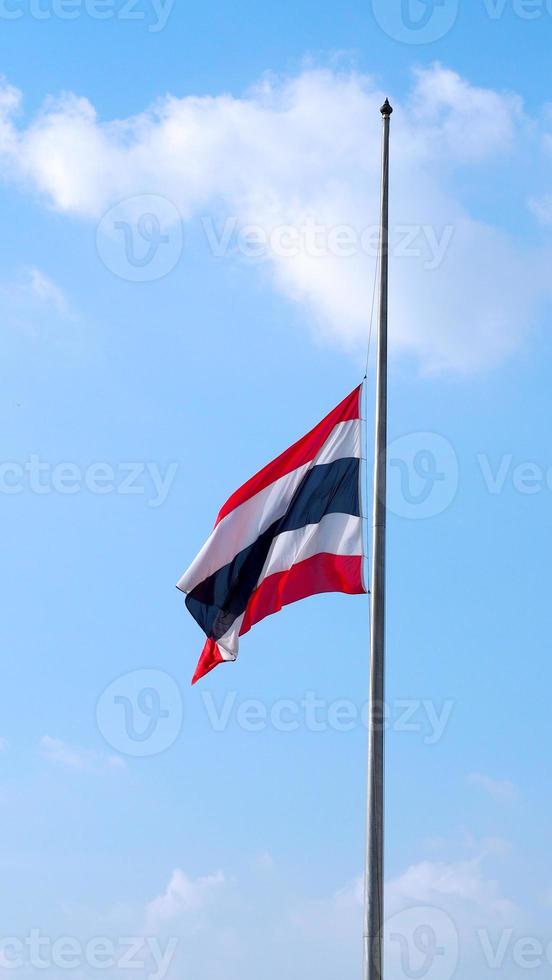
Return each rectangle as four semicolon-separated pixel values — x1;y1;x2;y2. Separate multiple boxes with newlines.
177;386;367;683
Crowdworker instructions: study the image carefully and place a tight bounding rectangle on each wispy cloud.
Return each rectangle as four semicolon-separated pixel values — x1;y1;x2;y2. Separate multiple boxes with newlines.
387;855;517;917
39;735;124;773
0;266;73;337
145;868;225;930
0;65;549;373
29;846;536;980
253;851;275;873
468;771;518;801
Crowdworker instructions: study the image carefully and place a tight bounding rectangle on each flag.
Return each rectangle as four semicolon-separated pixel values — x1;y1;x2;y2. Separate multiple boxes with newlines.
177;386;367;683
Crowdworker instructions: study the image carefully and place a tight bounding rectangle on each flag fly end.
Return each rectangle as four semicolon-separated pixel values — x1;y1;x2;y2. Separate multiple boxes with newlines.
192;638;225;685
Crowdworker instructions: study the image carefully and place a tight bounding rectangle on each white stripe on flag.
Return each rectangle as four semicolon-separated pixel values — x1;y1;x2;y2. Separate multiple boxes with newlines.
260;513;363;582
215;613;245;662
208;514;363;664
178;418;361;594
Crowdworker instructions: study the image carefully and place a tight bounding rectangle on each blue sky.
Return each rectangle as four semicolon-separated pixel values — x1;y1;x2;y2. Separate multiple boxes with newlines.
1;1;552;978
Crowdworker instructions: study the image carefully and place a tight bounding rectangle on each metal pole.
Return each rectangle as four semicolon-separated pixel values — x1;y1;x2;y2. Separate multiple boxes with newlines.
363;97;392;980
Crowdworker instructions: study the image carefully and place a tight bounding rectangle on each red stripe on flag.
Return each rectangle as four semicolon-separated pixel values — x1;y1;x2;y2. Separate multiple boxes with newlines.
240;552;366;637
215;386;362;526
192;638;225;685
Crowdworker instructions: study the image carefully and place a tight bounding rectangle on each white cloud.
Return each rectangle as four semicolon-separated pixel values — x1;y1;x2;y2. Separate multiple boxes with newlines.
0;266;73;337
145;868;225;928
17;848;541;980
530;192;552;225
383;856;526;980
297;855;513;925
25;266;67;312
39;735;124;772
408;64;523;160
468;771;518;801
280;851;527;980
0;65;549;372
386;856;518;920
253;850;276;873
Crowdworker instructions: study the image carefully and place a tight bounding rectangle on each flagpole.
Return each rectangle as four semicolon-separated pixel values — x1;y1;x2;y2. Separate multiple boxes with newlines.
364;97;392;980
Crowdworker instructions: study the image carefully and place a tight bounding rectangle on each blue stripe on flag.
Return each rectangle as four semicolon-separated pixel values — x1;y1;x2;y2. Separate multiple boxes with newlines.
186;456;360;641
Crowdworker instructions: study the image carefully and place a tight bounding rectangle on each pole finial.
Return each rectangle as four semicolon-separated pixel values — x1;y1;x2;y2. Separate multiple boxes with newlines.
380;98;393;116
